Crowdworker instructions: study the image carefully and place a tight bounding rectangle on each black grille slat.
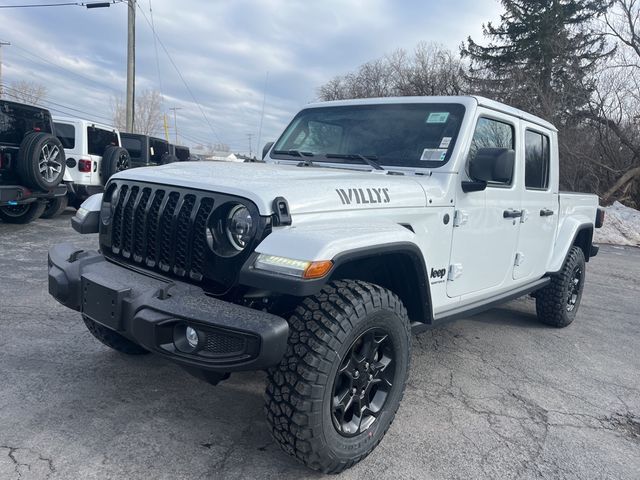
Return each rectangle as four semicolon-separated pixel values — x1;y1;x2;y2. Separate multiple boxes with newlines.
121;186;138;258
111;184;128;254
173;194;196;275
157;192;180;272
190;198;214;280
133;188;152;262
146;190;166;267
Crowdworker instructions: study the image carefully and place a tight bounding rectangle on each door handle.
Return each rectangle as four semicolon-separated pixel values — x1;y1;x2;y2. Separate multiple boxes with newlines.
540;208;554;217
503;209;523;219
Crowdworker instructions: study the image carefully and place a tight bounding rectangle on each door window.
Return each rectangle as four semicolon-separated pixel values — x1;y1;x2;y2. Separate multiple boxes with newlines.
54;122;75;149
524;130;550;189
467;117;515;185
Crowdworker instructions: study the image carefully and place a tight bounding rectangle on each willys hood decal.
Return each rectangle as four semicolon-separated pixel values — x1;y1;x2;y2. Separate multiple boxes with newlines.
113;162;432;215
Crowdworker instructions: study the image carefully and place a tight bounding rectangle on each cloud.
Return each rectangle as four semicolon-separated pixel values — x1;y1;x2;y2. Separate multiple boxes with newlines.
0;0;502;154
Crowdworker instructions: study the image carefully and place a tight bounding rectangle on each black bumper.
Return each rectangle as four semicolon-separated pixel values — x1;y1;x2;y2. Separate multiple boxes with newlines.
0;184;67;206
48;243;289;373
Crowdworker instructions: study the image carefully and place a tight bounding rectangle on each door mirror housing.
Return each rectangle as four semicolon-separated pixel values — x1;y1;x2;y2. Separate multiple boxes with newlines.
262;142;274;160
468;148;515;184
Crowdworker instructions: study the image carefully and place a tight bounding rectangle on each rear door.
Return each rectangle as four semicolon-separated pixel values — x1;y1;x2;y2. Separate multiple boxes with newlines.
447;110;523;299
512;125;558;280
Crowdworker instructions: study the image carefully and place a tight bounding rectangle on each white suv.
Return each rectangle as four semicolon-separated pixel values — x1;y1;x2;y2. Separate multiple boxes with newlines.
49;117;129;218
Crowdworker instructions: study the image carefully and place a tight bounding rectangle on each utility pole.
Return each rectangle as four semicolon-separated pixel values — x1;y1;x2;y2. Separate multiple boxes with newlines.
126;0;136;133
246;133;253;157
169;107;182;144
0;41;10;99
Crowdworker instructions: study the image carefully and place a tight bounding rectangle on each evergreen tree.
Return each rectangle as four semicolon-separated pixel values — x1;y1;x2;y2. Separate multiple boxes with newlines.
461;0;612;124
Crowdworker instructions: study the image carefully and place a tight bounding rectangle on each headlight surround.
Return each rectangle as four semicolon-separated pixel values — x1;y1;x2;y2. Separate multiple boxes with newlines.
207;202;256;257
226;204;253;251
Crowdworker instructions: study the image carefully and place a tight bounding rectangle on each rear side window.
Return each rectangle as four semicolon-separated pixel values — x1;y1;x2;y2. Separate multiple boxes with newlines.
524;130;550;189
87;126;118;156
175;146;190;161
121;136;142;158
0;103;52;145
54;122;76;149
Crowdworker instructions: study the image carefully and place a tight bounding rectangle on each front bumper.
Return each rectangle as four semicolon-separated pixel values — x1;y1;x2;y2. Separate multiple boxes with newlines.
48;243;289;373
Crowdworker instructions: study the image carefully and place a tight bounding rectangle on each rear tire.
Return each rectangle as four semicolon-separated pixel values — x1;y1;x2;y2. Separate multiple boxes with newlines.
265;280;411;473
0;201;46;224
101;146;130;184
536;246;586;327
16;132;66;190
82;315;149;355
40;194;69;219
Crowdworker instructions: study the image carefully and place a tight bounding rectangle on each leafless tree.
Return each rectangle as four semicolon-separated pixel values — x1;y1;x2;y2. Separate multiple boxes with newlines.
317;42;466;101
112;89;163;135
4;80;47;105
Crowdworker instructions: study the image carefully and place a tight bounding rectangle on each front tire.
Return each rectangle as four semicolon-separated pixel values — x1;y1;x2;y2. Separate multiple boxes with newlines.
0;201;46;224
82;315;149;355
265;280;411;474
536;246;586;327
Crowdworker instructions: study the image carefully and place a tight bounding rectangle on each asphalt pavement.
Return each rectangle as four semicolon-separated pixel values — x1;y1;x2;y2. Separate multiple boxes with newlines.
0;211;638;480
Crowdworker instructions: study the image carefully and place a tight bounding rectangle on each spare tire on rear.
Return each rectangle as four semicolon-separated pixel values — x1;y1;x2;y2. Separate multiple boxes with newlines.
16;132;66;191
101;146;130;184
160;153;178;165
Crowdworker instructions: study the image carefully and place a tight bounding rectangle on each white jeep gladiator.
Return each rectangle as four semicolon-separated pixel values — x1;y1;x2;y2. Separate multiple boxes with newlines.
48;96;604;473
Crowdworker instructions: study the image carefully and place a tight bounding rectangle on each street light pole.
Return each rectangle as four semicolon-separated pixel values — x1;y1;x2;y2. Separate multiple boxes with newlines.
0;41;10;99
126;0;135;133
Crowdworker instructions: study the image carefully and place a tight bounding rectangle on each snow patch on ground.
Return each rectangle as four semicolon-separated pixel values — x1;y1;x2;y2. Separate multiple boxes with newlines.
593;201;640;246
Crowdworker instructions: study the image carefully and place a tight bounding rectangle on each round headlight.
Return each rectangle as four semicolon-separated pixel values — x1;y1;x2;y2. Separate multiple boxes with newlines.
226;204;253;251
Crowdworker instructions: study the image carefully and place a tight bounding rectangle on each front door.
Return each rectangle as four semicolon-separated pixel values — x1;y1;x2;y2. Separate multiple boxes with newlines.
447;111;522;299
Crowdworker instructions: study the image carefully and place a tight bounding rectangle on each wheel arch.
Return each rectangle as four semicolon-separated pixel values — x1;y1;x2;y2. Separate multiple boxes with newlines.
327;243;433;324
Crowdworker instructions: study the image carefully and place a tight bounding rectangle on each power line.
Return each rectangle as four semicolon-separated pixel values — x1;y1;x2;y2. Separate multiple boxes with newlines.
135;3;223;144
0;1;123;8
147;0;163;99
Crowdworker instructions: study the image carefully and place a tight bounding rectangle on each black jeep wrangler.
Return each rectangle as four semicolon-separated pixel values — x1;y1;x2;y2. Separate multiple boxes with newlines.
169;144;190;162
121;133;177;168
0;100;66;224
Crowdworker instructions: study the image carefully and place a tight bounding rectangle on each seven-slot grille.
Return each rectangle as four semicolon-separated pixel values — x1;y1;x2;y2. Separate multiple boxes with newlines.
107;183;215;281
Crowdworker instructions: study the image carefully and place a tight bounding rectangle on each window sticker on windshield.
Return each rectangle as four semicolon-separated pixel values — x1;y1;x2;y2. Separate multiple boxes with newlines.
439;137;452;149
421;148;448;161
426;112;449;123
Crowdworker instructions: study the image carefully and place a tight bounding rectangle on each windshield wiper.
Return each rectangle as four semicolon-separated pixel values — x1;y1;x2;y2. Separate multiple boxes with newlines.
272;149;314;158
325;153;386;171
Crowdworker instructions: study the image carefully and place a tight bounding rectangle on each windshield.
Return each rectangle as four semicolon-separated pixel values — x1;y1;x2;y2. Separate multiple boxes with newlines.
272;103;465;168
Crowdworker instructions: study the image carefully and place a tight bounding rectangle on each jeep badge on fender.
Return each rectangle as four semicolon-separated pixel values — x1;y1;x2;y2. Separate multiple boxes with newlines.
48;96;602;474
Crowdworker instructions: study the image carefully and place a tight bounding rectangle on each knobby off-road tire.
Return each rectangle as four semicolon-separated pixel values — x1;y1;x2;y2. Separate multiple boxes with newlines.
0;201;46;224
82;315;149;355
536;246;586;327
101;146;131;184
265;280;411;474
40;194;69;219
16;132;66;190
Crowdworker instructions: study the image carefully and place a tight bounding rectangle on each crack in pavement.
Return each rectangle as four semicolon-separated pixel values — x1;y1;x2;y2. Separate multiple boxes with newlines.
1;445;55;479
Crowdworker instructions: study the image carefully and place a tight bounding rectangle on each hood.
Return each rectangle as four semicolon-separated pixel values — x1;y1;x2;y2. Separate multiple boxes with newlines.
113;161;429;215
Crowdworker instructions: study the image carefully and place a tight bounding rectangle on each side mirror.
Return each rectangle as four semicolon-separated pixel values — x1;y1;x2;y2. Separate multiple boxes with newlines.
262;141;274;160
468;148;515;184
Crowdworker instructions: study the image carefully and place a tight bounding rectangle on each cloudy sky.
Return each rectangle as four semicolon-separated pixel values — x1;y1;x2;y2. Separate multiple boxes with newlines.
0;0;502;155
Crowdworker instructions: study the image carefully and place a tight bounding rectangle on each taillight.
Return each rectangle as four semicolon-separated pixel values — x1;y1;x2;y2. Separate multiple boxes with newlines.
79;159;92;172
595;208;605;228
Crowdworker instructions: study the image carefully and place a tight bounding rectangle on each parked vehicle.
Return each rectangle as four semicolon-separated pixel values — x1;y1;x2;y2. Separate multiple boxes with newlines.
121;133;176;167
169;144;190;162
48;96;604;473
0;100;67;224
51;117;129;216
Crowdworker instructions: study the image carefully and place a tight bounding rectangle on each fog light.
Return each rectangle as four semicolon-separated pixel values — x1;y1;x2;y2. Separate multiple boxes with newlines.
186;326;199;348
